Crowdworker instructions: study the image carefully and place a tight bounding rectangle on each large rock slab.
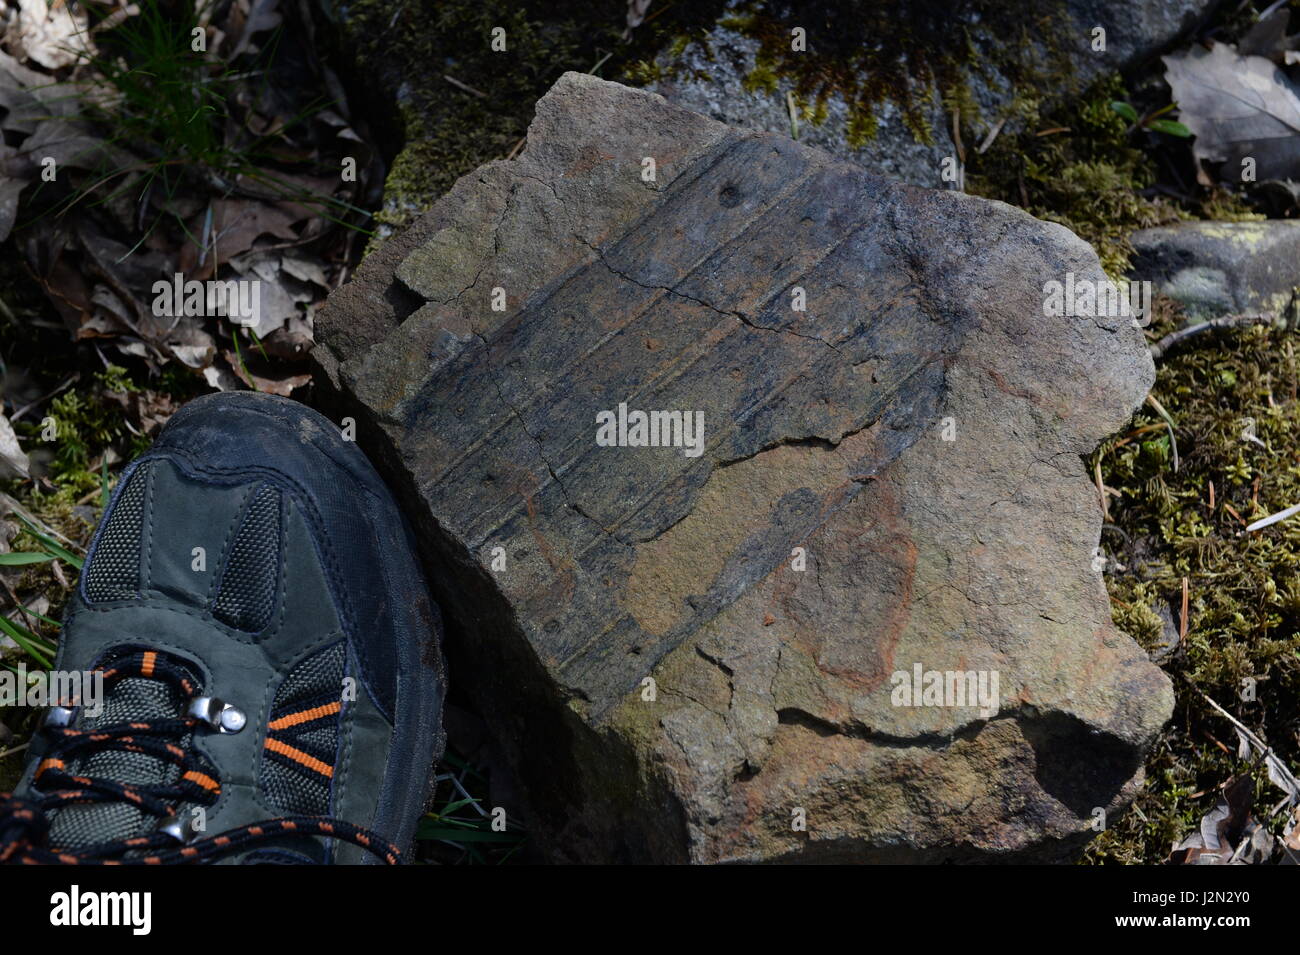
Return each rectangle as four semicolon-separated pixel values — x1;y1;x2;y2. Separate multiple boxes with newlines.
314;72;1172;862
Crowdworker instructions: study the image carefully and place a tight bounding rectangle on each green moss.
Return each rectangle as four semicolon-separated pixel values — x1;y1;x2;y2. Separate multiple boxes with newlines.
1083;300;1300;863
28;368;151;496
373;113;465;234
710;0;1074;149
622;59;665;87
336;0;730;238
967;73;1183;278
741;60;781;98
1197;187;1267;224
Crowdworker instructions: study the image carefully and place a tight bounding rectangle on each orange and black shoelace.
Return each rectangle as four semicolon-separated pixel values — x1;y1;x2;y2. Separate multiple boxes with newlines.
0;650;402;865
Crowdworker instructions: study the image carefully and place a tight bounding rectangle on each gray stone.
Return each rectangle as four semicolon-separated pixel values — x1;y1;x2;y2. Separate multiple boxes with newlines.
648;0;1220;188
314;72;1172;862
1130;220;1300;319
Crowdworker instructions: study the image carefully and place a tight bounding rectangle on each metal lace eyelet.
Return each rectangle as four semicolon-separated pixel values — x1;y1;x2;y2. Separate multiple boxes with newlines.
43;705;75;728
187;696;246;734
154;813;199;844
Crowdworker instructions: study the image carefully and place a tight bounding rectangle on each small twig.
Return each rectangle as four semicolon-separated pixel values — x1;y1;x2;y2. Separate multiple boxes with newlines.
1269;794;1292;821
786;90;800;141
504;136;527;161
1094;455;1109;521
1288;339;1297;402
976;117;1006;154
1179;576;1189;642
91;3;138;33
1118;423;1168;441
1149;312;1279;360
443;74;487;99
1202;729;1232;757
1188;678;1300;797
1257;0;1290;22
10;373;79;422
74;486;104;507
1244;501;1300;533
0;742;29;761
0;575;39;631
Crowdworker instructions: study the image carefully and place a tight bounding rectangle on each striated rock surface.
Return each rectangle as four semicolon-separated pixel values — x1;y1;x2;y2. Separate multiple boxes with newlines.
314;72;1172;862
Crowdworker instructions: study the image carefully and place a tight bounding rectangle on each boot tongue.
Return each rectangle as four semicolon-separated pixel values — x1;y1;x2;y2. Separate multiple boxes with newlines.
46;658;198;850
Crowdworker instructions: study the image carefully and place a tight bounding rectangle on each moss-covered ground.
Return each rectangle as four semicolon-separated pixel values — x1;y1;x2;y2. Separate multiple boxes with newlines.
1083;301;1300;862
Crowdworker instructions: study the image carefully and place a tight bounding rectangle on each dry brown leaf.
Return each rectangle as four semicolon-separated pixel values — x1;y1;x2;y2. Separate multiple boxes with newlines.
0;411;30;479
1164;42;1300;182
229;0;281;59
200;363;243;392
280;252;328;288
227;251;314;337
260;313;314;360
209;198;302;259
221;349;309;396
626;0;653;31
1;0;364;384
1170;775;1277;864
1280;805;1300;864
1238;7;1290;61
0;175;23;240
9;0;94;70
103;385;178;437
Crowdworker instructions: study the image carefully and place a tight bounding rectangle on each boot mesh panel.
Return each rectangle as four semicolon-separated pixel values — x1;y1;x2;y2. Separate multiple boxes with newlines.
212;483;280;633
84;465;147;603
261;642;345;816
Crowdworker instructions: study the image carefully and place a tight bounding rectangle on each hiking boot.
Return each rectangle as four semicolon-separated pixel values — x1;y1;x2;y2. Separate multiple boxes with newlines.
0;392;446;864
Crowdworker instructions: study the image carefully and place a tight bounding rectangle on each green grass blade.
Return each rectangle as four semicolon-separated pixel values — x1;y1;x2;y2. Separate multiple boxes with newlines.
14;515;84;570
0;552;56;566
414;825;520;844
0;616;55;668
19;605;63;630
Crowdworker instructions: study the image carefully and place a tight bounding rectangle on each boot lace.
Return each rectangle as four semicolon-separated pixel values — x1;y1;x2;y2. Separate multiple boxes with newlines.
0;649;402;865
